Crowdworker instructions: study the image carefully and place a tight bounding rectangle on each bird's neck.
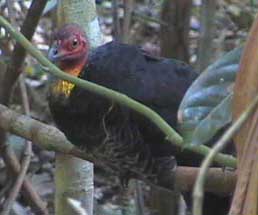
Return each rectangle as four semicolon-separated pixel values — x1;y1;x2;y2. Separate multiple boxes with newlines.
50;58;87;98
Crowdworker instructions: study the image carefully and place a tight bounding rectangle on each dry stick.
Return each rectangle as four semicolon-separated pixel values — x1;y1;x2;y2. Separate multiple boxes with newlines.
192;94;258;215
0;15;237;169
1;144;32;215
2;147;48;215
1;0;48;104
17;75;32;203
0;0;48;213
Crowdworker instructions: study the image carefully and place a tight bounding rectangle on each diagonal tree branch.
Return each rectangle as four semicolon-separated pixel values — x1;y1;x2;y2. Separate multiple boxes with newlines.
0;15;237;168
1;0;48;105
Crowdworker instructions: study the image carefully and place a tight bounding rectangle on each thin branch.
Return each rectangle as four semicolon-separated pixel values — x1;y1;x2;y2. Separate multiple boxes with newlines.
1;0;48;105
2;146;48;214
193;93;258;215
0;15;237;168
19;74;30;115
1;143;32;215
0;104;236;194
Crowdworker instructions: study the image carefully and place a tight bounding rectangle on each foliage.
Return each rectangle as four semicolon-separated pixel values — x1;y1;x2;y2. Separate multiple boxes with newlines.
178;47;242;145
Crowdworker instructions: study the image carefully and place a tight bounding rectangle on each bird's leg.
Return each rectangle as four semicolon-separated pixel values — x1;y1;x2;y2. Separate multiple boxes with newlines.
155;156;177;190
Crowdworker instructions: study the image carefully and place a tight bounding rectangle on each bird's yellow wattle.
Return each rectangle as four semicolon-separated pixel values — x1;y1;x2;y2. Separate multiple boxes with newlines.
51;67;82;97
52;80;75;97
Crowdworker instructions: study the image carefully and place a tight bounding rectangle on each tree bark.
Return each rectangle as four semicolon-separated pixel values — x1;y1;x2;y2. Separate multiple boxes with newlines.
196;0;216;71
160;0;192;62
159;2;192;213
230;13;258;215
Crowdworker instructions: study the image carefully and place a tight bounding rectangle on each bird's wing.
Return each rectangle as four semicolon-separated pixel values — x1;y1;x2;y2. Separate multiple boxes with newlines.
73;41;197;124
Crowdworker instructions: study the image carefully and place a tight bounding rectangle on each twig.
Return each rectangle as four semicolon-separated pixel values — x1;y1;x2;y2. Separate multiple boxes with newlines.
2;146;48;214
18;75;32;193
0;15;237;168
1;143;32;215
192;93;258;215
1;0;48;105
19;74;30;115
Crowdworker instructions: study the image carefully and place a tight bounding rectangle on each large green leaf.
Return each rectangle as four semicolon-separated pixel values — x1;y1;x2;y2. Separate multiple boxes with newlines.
178;47;243;145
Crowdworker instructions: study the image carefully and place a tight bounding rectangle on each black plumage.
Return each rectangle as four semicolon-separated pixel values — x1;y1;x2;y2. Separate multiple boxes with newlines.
48;41;197;186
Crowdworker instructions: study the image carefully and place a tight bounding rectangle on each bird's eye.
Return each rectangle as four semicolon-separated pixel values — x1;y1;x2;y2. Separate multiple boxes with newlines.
71;38;79;48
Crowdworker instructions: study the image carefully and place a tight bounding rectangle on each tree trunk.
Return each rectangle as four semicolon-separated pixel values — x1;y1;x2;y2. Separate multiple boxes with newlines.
160;0;192;62
196;0;216;71
55;1;103;215
154;1;192;214
230;13;258;215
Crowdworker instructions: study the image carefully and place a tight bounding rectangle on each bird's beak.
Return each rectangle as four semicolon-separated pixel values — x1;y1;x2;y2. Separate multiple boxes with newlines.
48;45;58;62
48;45;66;62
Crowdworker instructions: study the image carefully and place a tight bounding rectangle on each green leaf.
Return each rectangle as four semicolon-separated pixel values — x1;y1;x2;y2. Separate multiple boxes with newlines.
191;93;233;145
178;47;243;145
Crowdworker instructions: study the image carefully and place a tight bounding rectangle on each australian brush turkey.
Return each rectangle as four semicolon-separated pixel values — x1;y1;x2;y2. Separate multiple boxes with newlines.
47;23;198;187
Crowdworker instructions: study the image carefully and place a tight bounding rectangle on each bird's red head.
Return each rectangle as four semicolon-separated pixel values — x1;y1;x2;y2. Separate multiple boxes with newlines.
48;24;89;76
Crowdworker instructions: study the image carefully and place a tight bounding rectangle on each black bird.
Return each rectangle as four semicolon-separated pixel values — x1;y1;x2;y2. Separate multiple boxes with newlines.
48;24;232;215
47;23;199;186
